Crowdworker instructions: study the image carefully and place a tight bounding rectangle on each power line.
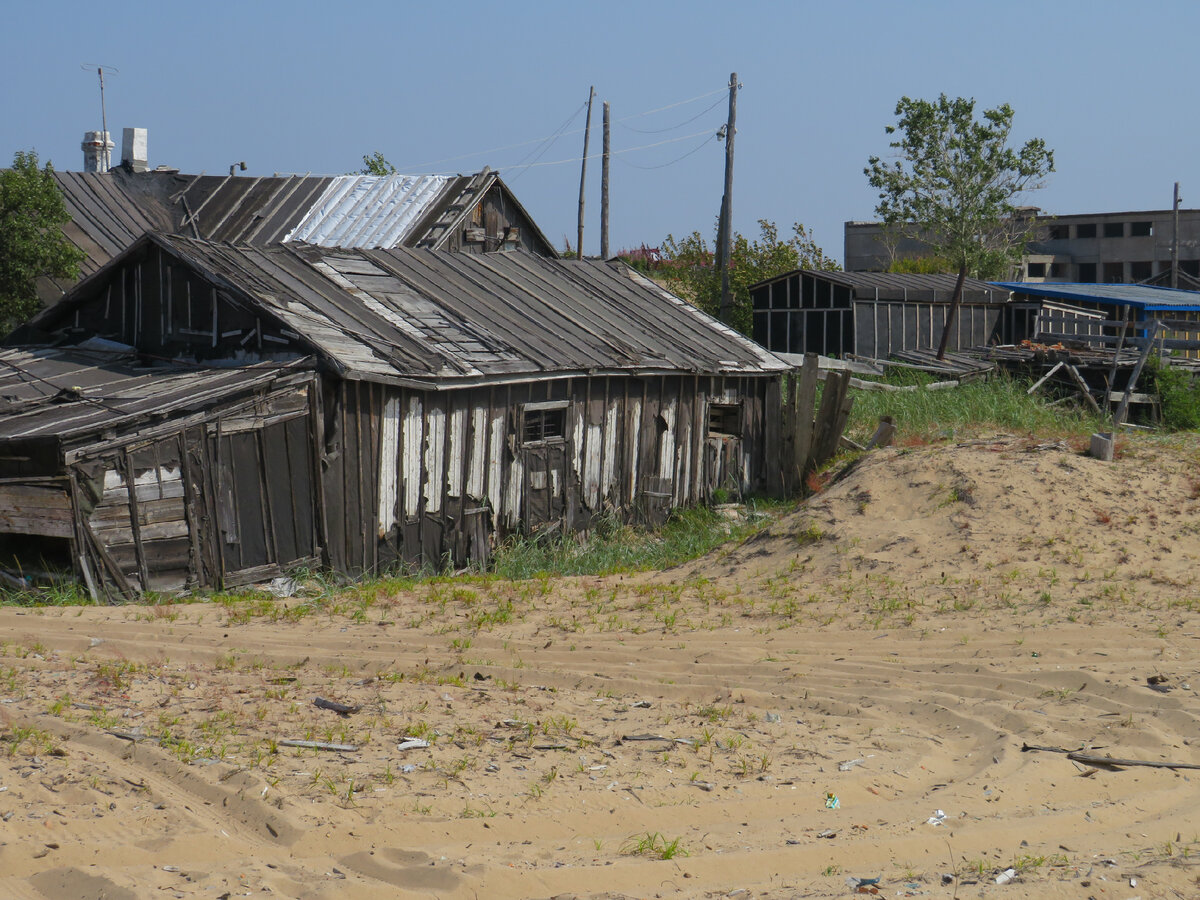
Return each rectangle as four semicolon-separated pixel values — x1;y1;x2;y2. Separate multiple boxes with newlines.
503;127;719;175
507;101;590;183
612;86;727;123
617;95;726;134
616;134;717;170
395;85;729;172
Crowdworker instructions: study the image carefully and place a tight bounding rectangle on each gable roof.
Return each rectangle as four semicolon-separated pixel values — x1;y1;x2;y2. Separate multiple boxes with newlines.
751;269;1009;303
48;167;557;289
994;281;1200;312
31;234;786;387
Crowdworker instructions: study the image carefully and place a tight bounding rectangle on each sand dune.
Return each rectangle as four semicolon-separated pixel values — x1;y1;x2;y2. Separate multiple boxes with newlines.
2;437;1199;899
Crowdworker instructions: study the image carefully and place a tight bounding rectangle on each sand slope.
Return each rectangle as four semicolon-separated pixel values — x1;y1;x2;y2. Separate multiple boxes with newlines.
1;437;1199;899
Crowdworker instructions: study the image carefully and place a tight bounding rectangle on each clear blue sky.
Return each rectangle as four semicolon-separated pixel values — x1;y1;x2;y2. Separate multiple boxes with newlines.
3;0;1196;264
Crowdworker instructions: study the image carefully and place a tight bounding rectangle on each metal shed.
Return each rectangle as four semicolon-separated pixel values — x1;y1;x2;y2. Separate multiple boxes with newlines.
8;234;787;594
997;282;1200;357
751;270;1035;358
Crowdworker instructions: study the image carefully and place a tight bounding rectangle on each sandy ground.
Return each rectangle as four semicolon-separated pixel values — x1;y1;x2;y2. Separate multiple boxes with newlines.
2;435;1200;900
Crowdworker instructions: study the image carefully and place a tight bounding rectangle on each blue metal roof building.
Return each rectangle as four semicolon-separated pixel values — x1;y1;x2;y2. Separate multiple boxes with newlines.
993;282;1200;313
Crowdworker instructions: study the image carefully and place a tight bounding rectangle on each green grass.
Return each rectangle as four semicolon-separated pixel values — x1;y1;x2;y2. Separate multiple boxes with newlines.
491;504;780;579
1145;356;1200;432
846;372;1104;444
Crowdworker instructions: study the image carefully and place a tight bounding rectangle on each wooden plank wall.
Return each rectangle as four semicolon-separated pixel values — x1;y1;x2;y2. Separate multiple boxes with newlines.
55;379;322;598
62;244;295;362
322;373;778;574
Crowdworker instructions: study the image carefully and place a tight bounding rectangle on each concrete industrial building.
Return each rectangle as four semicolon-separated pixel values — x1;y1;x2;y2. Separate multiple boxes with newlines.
844;208;1200;285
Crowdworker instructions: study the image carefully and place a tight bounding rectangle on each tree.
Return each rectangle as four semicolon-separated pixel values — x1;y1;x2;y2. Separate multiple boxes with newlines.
657;219;839;336
865;95;1054;358
359;151;397;176
0;150;83;330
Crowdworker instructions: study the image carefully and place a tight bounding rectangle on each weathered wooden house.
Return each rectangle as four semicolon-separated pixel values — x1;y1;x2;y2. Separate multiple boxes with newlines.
2;234;786;597
751;270;1037;358
42;167;557;302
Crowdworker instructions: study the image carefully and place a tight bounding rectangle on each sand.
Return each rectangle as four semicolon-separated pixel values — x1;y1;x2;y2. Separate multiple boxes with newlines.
2;435;1199;899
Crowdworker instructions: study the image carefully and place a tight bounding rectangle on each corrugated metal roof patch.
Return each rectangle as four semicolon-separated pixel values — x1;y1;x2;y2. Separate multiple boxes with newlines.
283;175;452;248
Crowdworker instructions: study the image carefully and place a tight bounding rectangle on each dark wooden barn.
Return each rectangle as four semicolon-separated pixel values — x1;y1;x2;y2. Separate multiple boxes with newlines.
2;234;786;597
751;270;1038;358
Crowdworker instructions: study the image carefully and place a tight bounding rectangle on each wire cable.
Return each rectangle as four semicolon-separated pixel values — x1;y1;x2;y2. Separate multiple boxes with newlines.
503;127;718;175
617;95;726;134
615;134;718;170
507;101;590;184
396;85;728;171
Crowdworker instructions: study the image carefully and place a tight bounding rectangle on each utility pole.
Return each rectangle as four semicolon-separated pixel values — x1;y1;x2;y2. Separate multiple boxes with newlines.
577;86;595;260
1172;181;1181;289
717;73;739;323
601;101;611;260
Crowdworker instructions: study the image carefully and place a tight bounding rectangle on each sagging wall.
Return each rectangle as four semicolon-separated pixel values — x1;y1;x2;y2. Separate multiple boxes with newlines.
321;373;775;575
0;378;322;597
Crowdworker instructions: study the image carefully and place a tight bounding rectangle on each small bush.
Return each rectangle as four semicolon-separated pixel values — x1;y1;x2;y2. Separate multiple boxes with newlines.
1146;357;1200;432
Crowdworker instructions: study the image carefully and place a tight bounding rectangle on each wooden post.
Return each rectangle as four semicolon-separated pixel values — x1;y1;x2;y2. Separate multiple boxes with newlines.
1172;182;1181;289
577;86;595;260
717;73;738;323
601;101;610;260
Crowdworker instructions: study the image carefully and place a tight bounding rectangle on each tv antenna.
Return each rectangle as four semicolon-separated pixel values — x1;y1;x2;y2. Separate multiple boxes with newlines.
80;63;119;138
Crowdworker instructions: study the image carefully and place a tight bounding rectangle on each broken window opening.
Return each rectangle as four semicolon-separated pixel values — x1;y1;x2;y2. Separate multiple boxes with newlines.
1026;262;1046;278
708;403;742;437
1076;224;1097;239
1130;221;1153;237
1103;222;1125;238
521;403;567;445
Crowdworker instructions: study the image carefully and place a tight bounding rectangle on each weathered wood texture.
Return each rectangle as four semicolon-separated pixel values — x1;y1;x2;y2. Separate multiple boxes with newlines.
0;371;322;600
323;373;777;574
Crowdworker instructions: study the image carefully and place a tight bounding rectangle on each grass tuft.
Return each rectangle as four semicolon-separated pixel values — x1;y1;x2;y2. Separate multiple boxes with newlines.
491;505;780;579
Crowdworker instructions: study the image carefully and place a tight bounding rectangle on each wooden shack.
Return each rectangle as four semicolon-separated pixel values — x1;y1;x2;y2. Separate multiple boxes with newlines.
3;233;787;596
751;270;1037;358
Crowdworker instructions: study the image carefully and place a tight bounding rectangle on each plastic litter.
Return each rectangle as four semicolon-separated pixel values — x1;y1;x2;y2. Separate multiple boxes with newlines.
824;792;840;809
926;809;946;825
765;712;782;723
995;867;1016;885
838;758;865;771
397;738;430;751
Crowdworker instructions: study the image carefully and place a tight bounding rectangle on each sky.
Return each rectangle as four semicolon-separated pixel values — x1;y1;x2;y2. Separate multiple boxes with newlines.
3;0;1197;265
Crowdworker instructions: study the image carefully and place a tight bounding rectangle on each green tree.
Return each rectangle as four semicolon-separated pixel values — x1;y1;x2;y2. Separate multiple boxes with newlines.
0;150;83;330
865;95;1053;357
658;219;839;335
359;151;397;176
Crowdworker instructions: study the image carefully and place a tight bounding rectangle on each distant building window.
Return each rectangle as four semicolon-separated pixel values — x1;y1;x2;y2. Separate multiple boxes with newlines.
1103;262;1124;282
1130;221;1153;237
708;403;742;437
1026;262;1046;278
1130;261;1153;282
1076;224;1097;239
1184;260;1200;277
1078;263;1097;282
1103;222;1125;238
1049;263;1067;277
1048;224;1070;240
521;402;567;445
